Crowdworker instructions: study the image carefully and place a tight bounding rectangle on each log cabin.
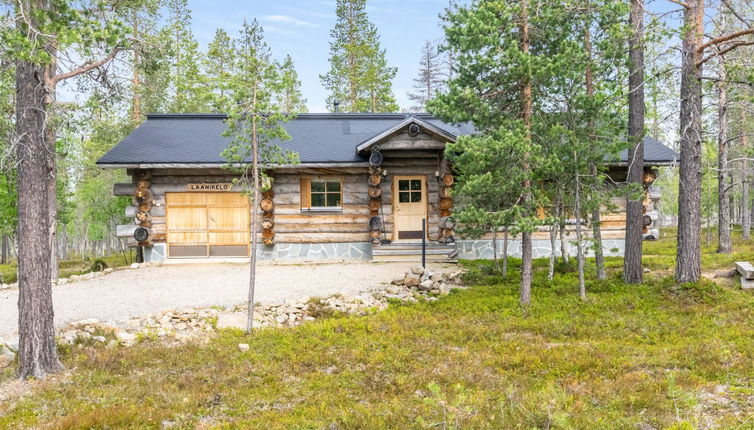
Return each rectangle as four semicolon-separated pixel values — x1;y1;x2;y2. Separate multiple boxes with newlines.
97;113;676;263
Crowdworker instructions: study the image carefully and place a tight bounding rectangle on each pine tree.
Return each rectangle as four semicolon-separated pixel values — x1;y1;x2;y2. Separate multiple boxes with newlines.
205;28;236;112
407;41;444;112
277;55;307;113
320;0;398;112
222;20;299;332
162;0;208;112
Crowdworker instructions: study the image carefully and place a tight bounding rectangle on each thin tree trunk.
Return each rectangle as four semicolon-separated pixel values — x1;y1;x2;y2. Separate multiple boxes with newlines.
559;214;569;264
675;0;705;283
491;227;499;271
502;226;509;278
247;85;260;334
583;7;606;281
624;0;645;284
1;234;8;265
132;11;142;123
717;66;731;253
15;55;63;379
518;0;533;307
742;113;750;239
548;218;557;281
575;161;586;299
45;47;59;282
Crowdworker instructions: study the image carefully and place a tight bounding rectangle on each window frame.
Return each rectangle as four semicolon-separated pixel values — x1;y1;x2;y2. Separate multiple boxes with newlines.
300;177;344;212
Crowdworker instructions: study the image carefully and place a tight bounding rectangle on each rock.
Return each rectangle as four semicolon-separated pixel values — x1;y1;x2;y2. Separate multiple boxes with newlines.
411;265;425;275
130;263;139;269
418;279;434;291
126;319;142;329
448;270;464;280
116;331;137;346
104;268;114;274
216;313;247;330
0;354;12;369
275;314;288;324
643;268;650;273
72;318;99;326
404;273;420;287
93;336;107;343
430;274;443;282
391;275;405;285
714;269;737;279
386;285;401;294
175;322;188;331
439;283;452;295
238;343;250;353
57;278;68;285
5;337;18;352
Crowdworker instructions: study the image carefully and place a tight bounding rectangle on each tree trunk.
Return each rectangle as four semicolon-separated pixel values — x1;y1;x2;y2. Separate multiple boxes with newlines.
518;0;533;307
742;115;750;239
15;57;63;379
575;164;586;299
559;216;569;264
1;234;8;265
548;219;557;281
583;9;606;281
45;49;59;282
502;226;509;278
492;227;499;272
717;66;731;253
247;85;260;333
58;226;67;261
675;0;705;283
624;0;645;284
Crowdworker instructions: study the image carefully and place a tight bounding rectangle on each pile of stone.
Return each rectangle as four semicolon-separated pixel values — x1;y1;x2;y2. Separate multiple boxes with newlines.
0;261;158;290
0;266;467;360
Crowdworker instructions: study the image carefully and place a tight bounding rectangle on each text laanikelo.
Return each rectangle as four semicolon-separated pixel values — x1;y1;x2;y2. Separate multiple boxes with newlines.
186;183;233;192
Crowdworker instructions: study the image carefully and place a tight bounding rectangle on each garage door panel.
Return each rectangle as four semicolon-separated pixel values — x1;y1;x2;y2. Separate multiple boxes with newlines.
166;192;250;258
208;207;248;230
168;231;206;244
168;193;207;206
169;207;207;230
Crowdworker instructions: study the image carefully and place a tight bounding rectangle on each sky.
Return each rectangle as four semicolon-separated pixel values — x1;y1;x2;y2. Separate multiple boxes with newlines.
187;0;453;112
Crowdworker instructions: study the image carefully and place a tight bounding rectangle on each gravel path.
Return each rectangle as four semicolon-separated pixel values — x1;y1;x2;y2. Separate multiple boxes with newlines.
0;262;451;339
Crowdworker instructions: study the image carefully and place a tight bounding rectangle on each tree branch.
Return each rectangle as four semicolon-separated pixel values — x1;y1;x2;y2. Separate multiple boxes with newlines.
696;28;754;53
47;48;120;87
665;0;690;9
697;41;754;66
720;0;752;29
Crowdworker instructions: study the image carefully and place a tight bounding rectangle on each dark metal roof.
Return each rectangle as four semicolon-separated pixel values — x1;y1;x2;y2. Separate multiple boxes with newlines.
96;113;675;167
618;136;678;165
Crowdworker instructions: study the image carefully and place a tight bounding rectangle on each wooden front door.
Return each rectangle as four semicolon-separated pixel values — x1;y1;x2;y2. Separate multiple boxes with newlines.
166;192;250;258
393;176;428;241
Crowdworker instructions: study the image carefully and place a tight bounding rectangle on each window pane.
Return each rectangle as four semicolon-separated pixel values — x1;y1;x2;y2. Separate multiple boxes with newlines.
311;193;326;207
399;191;410;203
411;191;422;202
311;181;325;192
410;180;421;190
326;180;341;192
398;180;410;191
326;193;341;207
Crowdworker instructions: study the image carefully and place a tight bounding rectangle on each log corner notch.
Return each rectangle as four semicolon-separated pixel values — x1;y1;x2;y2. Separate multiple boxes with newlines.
261;189;275;246
438;158;455;243
368;147;383;245
117;169;155;247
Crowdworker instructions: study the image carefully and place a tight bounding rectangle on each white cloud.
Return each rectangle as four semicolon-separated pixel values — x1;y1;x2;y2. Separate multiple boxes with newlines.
262;15;319;28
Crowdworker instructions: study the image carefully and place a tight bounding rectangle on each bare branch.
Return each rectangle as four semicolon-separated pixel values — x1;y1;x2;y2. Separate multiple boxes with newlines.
666;0;690;9
47;48;120;87
696;28;754;53
697;41;754;66
720;0;752;29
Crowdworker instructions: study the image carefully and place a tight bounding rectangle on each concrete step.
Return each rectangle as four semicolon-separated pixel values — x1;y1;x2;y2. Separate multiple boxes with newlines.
372;253;458;263
372;248;454;256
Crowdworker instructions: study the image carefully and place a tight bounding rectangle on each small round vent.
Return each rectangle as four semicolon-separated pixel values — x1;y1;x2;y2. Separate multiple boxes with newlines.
408;123;421;136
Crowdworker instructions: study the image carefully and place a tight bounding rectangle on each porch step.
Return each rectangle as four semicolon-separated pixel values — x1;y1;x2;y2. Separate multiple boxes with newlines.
372;242;458;263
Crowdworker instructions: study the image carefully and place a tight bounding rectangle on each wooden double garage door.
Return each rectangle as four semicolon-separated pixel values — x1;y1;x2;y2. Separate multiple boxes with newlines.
166;192;250;258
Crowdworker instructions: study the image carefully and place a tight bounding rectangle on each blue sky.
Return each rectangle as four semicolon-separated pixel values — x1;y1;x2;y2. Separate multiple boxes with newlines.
188;0;452;112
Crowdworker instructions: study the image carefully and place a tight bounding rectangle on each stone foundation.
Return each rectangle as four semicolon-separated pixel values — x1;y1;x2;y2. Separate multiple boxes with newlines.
144;242;373;263
456;239;625;260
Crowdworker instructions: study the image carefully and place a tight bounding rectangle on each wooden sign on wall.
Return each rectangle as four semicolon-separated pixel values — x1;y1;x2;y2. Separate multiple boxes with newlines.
186;183;233;192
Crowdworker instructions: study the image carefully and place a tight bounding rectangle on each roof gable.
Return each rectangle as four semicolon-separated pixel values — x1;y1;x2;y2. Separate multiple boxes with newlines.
355;116;457;154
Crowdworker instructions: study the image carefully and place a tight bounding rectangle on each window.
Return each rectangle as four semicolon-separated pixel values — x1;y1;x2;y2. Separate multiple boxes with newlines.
397;179;422;203
301;178;342;210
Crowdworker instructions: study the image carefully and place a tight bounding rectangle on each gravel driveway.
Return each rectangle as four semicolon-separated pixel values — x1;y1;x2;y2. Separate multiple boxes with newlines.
0;262;451;339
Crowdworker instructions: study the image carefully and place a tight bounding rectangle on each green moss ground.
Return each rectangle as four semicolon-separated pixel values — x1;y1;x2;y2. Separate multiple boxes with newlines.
0;232;753;429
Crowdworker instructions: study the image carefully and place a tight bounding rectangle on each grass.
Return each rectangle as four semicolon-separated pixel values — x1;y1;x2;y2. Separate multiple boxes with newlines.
1;233;754;428
0;250;136;284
